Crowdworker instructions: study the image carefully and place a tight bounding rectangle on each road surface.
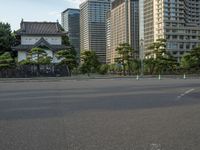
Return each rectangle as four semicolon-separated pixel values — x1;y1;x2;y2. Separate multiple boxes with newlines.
0;78;200;150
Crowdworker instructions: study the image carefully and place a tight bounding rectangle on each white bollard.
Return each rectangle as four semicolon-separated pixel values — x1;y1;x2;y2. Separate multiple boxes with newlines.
158;74;161;80
183;74;186;79
136;75;139;80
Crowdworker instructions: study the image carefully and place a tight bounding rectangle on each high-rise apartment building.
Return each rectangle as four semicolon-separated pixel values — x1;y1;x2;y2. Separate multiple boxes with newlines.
144;0;200;61
61;9;80;56
106;0;139;64
80;0;111;63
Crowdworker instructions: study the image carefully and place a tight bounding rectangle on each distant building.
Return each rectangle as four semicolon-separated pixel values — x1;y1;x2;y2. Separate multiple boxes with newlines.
106;0;139;64
143;0;200;61
106;11;111;63
61;9;80;57
139;0;144;59
13;20;67;63
80;0;111;63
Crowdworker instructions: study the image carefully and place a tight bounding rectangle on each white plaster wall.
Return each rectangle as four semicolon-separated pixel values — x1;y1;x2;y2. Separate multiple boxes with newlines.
44;50;62;63
52;52;62;63
18;49;62;64
45;37;62;45
21;36;62;45
45;50;53;58
21;36;40;45
18;51;27;62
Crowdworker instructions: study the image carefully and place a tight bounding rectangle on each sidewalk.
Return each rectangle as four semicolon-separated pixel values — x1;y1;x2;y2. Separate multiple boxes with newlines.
0;74;199;83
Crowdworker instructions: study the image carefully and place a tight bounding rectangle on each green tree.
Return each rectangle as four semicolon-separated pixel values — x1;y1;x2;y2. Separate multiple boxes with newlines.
98;64;109;75
20;47;52;75
129;59;141;75
146;39;167;58
146;39;176;74
144;58;157;75
190;47;200;68
0;52;15;70
80;51;100;76
0;22;15;54
60;27;70;46
115;43;134;76
62;35;70;46
56;48;78;76
180;47;200;72
180;54;194;72
28;47;52;65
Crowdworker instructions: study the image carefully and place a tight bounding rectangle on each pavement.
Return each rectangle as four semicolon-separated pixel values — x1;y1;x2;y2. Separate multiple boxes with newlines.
0;78;200;150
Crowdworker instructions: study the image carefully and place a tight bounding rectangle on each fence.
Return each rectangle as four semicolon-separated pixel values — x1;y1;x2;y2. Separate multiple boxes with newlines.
0;64;69;78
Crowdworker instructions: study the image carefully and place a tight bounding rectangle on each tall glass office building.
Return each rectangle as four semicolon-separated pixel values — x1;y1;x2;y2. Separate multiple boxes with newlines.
61;9;80;56
80;0;111;63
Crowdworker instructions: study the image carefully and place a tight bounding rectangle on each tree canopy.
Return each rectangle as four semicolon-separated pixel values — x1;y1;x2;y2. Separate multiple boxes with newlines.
145;39;177;74
80;51;100;76
0;22;15;54
56;48;78;75
115;43;134;75
180;46;200;71
0;52;15;70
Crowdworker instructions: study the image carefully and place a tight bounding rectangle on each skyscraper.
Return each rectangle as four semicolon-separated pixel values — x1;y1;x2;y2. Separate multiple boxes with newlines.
61;9;80;56
143;0;200;61
106;11;111;63
106;0;139;64
139;0;144;59
80;0;111;63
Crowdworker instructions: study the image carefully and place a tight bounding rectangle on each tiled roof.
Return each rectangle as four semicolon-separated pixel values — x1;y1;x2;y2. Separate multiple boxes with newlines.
17;21;66;35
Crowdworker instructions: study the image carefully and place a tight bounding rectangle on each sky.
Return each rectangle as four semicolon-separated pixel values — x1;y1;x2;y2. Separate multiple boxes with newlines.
0;0;85;31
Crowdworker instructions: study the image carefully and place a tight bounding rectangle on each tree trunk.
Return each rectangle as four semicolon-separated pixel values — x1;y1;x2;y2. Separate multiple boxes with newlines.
37;64;40;76
122;61;126;76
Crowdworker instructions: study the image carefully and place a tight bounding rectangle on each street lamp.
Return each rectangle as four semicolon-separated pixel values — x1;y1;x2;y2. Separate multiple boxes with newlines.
140;39;144;76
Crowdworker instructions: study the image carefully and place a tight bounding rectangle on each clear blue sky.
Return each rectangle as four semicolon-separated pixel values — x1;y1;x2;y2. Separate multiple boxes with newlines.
0;0;83;31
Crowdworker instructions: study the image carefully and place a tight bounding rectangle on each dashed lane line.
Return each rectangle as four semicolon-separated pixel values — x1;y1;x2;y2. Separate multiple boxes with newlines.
176;88;195;100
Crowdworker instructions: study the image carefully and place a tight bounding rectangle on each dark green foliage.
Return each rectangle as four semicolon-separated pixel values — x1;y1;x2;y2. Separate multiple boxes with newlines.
115;43;134;76
56;48;78;76
26;47;52;65
0;22;15;54
60;26;70;46
180;46;200;71
0;52;15;70
98;64;109;75
80;51;100;76
19;47;52;76
145;39;177;74
128;59;141;75
62;35;70;46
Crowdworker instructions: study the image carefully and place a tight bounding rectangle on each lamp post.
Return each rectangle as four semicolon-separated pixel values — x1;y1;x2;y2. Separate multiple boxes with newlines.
140;39;144;77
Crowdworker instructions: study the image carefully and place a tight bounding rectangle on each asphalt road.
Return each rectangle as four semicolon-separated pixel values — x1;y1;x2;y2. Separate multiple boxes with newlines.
0;78;200;150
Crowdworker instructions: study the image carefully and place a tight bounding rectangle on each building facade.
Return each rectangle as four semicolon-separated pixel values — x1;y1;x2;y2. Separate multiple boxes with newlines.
13;21;67;63
144;0;200;61
80;0;111;63
61;9;80;56
106;11;111;63
106;0;139;64
139;0;144;59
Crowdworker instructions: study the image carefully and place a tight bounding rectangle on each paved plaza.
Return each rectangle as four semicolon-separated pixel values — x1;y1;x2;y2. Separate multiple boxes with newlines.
0;78;200;150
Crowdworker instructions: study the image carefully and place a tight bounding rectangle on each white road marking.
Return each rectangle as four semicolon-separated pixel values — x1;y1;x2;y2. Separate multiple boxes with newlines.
177;88;195;100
